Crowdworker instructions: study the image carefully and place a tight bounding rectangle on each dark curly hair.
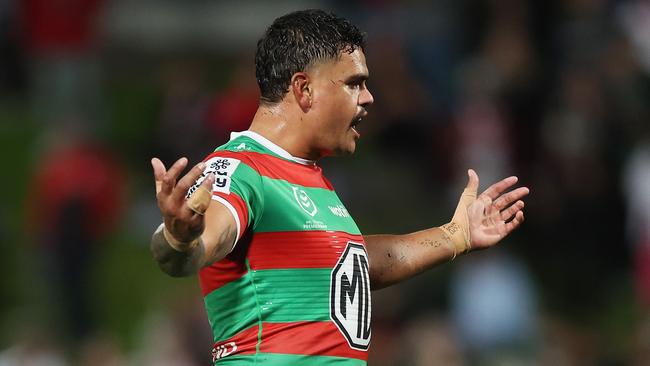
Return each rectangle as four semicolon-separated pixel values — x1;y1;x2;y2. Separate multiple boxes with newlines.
255;9;366;104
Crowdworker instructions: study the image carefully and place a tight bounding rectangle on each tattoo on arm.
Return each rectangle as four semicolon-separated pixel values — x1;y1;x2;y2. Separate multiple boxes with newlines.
420;238;444;248
204;227;236;266
151;224;204;277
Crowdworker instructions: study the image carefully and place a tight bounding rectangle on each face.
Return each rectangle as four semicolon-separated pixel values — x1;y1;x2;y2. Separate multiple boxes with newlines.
306;48;374;156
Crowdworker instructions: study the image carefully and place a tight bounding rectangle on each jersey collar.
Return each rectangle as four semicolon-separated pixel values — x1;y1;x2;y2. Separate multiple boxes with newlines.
230;130;316;166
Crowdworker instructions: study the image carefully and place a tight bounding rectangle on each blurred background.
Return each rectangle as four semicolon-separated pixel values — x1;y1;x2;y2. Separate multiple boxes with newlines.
0;0;649;365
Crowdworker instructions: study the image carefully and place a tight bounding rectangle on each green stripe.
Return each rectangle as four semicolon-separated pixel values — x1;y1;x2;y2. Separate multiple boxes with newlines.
204;275;258;341
216;137;361;234
204;268;332;341
254;268;331;322
216;353;366;365
227;162;263;227
246;259;263;359
224;157;361;234
256;179;361;234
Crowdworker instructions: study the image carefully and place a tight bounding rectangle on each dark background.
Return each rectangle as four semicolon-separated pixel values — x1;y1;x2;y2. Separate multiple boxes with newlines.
1;0;649;365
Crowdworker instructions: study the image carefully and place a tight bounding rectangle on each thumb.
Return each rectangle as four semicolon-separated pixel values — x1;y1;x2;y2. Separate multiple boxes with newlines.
465;169;479;197
451;169;479;223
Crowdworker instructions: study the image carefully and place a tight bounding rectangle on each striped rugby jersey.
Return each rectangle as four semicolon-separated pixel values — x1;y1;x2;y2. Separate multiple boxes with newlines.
192;131;371;365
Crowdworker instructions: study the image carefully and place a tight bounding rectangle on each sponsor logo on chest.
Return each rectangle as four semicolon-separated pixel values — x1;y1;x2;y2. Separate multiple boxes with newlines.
329;205;350;218
330;242;372;350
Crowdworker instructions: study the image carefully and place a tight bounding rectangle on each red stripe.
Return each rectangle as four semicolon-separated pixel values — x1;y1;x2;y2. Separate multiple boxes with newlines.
248;231;365;270
212;324;259;358
213;191;249;240
261;321;368;360
198;258;247;296
205;150;333;190
212;322;367;361
198;234;252;296
199;231;365;295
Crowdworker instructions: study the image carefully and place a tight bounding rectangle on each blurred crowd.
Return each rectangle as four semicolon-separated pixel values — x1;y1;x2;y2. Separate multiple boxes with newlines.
1;0;649;365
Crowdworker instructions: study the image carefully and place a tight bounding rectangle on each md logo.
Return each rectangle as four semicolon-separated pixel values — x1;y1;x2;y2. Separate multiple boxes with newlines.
330;242;371;350
292;186;318;217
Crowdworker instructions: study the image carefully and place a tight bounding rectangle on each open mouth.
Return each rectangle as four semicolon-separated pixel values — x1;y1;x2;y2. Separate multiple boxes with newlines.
350;115;363;133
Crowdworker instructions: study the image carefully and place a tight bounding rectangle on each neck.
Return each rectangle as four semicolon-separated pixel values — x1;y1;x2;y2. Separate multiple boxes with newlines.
248;103;322;160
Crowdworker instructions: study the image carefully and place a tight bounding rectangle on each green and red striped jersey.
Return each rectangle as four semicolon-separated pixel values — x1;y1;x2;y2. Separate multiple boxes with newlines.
191;131;371;365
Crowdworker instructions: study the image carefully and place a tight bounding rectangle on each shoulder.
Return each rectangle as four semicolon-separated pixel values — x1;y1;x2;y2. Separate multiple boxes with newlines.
207;135;280;165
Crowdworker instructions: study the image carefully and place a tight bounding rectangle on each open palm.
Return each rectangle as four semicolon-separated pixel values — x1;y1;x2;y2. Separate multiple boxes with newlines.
453;169;529;251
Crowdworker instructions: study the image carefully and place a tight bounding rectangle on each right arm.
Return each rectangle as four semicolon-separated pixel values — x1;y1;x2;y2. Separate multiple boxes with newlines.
150;157;238;277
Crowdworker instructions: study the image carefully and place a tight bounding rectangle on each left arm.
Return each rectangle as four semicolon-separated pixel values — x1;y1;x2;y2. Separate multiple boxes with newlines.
365;169;528;290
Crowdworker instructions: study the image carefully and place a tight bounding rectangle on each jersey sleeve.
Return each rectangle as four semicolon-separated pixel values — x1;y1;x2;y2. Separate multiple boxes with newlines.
187;152;264;249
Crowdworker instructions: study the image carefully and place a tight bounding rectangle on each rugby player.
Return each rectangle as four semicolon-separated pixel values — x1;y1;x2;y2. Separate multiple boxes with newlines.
150;9;528;365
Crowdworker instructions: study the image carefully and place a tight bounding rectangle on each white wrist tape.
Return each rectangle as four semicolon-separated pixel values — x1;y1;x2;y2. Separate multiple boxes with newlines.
156;223;201;252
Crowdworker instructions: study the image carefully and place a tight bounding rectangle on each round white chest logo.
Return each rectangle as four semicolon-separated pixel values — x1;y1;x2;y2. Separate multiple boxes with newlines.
292;186;318;217
330;242;372;350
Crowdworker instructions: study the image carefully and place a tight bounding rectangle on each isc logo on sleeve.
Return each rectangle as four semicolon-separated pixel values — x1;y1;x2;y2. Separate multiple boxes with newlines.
187;157;241;197
330;242;372;350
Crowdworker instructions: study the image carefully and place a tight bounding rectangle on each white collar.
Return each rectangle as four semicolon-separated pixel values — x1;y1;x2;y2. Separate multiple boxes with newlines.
229;130;316;166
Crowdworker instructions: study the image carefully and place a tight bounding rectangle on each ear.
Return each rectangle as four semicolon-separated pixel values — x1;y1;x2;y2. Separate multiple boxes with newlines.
290;72;312;111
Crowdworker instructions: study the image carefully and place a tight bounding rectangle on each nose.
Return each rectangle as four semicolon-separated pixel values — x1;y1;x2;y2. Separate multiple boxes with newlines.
359;86;374;107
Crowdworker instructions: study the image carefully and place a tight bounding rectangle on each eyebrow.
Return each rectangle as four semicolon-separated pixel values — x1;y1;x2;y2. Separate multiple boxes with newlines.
343;73;369;84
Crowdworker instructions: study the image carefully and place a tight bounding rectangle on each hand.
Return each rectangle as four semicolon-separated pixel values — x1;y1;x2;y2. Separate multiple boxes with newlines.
463;169;528;250
151;157;214;247
447;169;528;252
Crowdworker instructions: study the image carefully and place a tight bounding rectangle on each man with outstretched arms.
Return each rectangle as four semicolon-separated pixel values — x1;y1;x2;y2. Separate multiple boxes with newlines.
150;10;529;366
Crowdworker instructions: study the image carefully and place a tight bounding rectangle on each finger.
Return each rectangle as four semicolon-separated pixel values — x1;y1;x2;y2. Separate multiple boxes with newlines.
187;173;215;215
173;161;207;202
493;187;530;210
199;171;215;191
504;211;525;233
464;169;479;197
483;195;496;217
480;175;518;201
151;157;167;195
500;200;524;221
161;157;188;195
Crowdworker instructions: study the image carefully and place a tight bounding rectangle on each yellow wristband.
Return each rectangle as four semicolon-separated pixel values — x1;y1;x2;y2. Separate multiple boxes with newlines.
439;222;471;258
